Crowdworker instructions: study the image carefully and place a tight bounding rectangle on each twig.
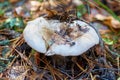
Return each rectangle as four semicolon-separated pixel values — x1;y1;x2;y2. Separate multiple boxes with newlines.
7;55;19;69
14;48;39;72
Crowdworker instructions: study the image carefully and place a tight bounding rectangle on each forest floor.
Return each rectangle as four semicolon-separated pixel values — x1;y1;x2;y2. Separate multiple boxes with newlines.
0;0;120;80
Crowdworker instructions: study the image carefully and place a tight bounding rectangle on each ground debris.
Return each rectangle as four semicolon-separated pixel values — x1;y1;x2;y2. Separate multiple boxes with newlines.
0;0;120;80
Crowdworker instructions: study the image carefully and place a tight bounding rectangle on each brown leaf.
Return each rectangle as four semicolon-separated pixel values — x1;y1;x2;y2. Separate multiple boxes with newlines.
95;45;104;56
0;73;3;78
95;14;120;32
26;1;41;11
106;0;120;15
34;52;40;65
9;0;19;3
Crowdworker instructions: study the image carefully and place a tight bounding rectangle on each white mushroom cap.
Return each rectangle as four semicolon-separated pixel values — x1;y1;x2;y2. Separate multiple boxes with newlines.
23;17;99;56
23;17;48;53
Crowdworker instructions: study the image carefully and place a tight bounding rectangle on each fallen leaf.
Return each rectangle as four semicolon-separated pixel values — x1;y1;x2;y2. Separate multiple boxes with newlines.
27;1;41;11
95;45;104;56
102;38;114;45
0;73;3;78
95;14;120;29
9;0;19;3
34;52;41;65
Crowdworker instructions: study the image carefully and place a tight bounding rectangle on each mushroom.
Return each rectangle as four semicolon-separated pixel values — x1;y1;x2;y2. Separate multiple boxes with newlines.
23;17;99;56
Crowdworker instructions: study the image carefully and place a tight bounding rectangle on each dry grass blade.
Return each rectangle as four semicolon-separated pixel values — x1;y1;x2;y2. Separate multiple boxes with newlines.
14;49;38;71
40;56;67;79
6;34;24;58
